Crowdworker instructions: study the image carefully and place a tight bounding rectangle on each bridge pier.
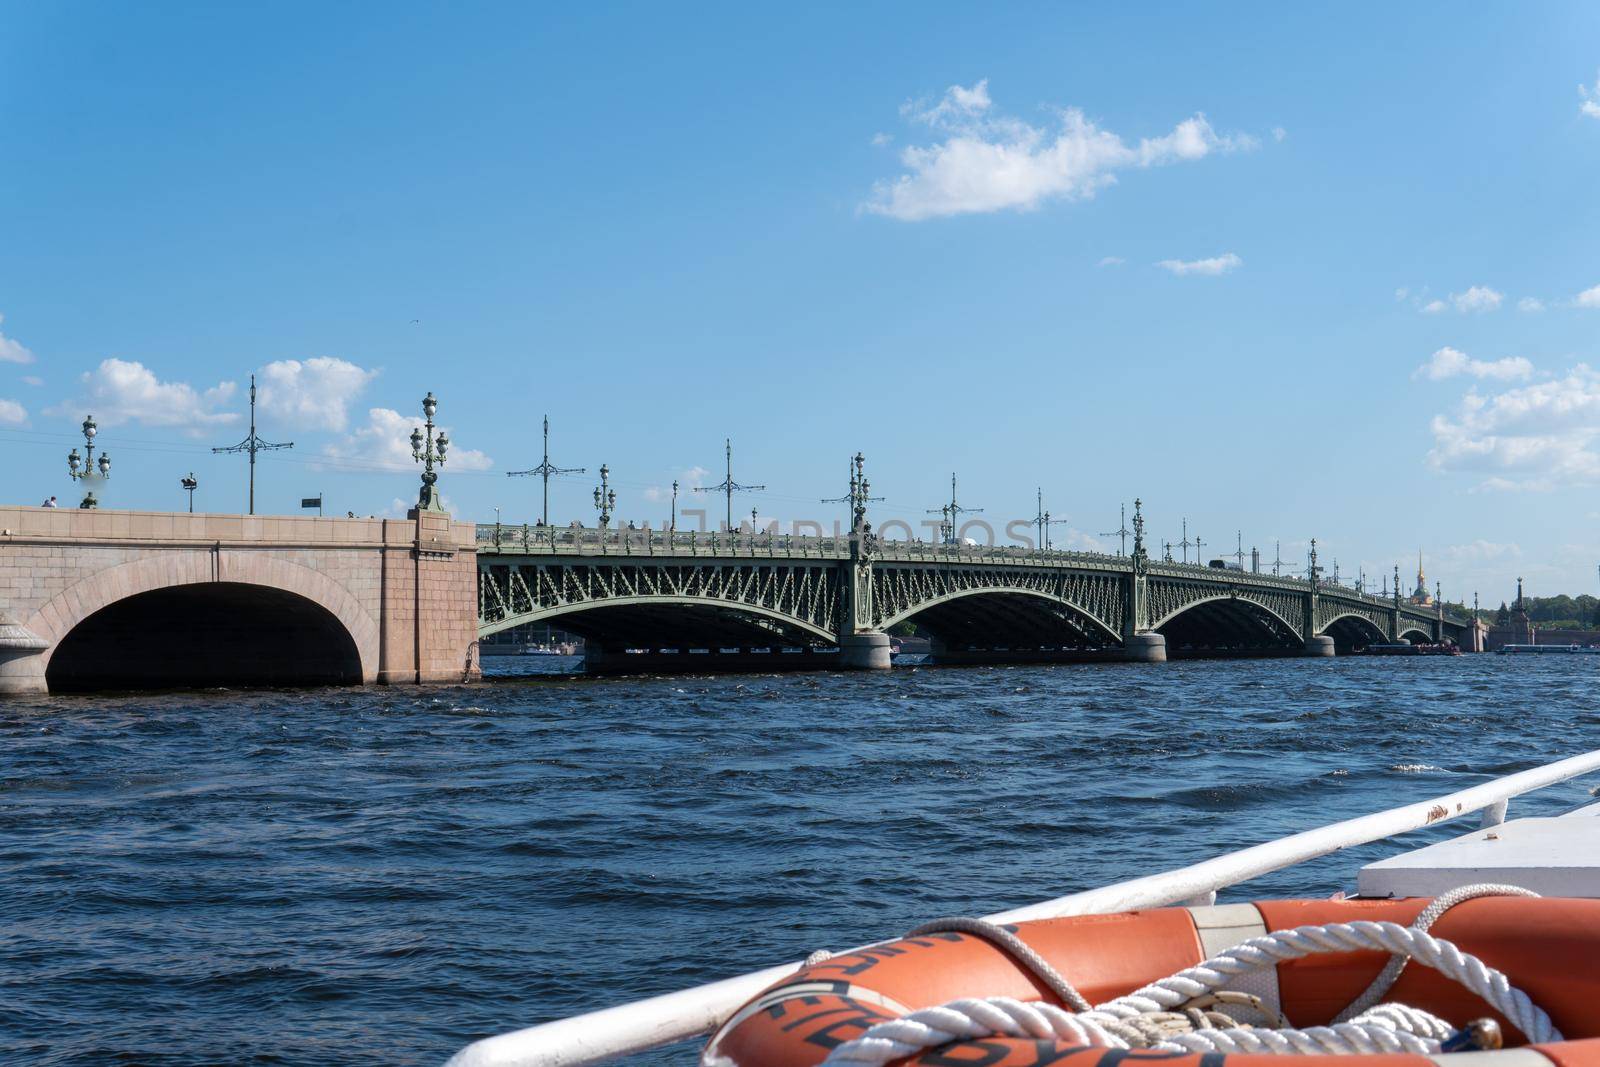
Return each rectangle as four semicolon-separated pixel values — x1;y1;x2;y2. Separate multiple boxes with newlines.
0;612;48;695
838;632;892;670
1125;632;1166;663
1304;635;1336;657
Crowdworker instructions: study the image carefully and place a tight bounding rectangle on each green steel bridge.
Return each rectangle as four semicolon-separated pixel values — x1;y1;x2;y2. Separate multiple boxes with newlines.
475;522;1472;671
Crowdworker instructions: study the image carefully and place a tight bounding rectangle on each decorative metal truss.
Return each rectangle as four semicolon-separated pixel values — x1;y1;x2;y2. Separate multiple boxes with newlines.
477;556;842;645
872;563;1125;641
475;530;1467;652
1146;574;1307;642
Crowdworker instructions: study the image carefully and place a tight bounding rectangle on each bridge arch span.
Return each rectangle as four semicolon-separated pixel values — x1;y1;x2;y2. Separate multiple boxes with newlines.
484;594;838;648
1397;623;1435;643
1319;611;1389;652
31;552;379;690
1152;593;1304;652
878;586;1123;648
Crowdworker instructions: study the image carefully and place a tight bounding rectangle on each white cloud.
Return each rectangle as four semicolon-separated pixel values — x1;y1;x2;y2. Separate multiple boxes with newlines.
1417;286;1502;314
865;80;1257;220
257;357;377;431
325;406;492;473
49;359;238;432
1414;346;1533;382
1517;297;1546;313
1453;285;1502;313
0;398;26;426
643;464;711;503
870;132;893;146
1575;283;1600;308
1271;126;1287;142
0;313;36;364
1581;72;1600;119
1060;528;1107;552
1426;364;1600;489
1097;255;1125;267
1156;252;1242;277
21;375;43;387
1394;287;1409;301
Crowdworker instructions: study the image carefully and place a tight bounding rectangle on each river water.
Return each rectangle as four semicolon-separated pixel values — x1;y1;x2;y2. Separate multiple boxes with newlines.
4;655;1598;1065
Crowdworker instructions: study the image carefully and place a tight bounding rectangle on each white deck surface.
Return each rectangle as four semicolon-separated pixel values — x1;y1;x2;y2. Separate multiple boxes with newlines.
1359;810;1600;897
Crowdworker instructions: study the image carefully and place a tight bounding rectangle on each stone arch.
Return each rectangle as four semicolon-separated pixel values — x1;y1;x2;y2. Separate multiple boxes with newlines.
29;551;379;684
480;594;838;646
1397;623;1435;643
878;586;1123;644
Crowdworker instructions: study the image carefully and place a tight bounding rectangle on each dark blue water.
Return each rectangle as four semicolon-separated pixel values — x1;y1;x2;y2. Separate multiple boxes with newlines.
4;656;1599;1066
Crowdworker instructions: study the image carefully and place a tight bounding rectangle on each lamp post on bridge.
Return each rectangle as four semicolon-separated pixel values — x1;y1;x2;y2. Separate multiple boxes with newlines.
1177;518;1193;564
180;473;197;513
408;391;448;512
507;415;584;527
592;464;616;530
822;453;883;536
927;473;982;545
1100;503;1131;556
695;438;765;533
670;479;679;531
1031;490;1071;551
66;415;111;509
212;375;292;515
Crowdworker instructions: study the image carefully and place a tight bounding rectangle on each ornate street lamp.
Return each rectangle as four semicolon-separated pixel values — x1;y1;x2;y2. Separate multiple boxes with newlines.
410;391;449;512
592;464;615;529
66;414;111;508
181;472;198;513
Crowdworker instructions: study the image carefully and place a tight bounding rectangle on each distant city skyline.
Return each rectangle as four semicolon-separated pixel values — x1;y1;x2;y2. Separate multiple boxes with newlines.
2;3;1599;603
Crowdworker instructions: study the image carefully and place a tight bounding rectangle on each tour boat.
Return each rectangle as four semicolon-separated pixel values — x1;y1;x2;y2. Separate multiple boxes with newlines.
1357;643;1463;657
444;750;1600;1067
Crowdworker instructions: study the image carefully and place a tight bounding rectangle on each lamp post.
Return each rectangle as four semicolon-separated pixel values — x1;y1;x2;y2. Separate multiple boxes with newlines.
409;392;448;512
212;375;292;515
66;415;111;509
670;479;679;531
592;464;616;529
181;472;198;513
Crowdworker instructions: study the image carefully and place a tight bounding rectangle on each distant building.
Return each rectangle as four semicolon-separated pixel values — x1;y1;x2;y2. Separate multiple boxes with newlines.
1485;578;1537;650
1409;550;1434;607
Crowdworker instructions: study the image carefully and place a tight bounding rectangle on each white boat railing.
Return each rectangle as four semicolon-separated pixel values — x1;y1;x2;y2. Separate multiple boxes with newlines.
444;748;1600;1067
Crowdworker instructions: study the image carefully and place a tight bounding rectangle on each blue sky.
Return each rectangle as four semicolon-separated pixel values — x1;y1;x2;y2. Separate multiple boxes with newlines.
2;2;1599;604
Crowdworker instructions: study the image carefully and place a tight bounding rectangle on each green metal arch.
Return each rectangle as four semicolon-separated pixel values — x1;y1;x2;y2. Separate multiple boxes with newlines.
877;585;1123;643
1317;610;1390;640
478;594;838;643
1397;622;1435;641
1151;592;1303;638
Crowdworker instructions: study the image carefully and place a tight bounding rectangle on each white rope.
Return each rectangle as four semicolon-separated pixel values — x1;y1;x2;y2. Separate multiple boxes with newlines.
820;919;1560;1065
1334;883;1540;1023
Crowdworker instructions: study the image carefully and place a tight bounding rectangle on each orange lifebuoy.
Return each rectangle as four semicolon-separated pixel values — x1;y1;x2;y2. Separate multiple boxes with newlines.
702;897;1600;1067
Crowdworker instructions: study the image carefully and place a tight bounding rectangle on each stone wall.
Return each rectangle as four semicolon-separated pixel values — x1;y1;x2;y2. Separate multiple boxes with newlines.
0;505;480;694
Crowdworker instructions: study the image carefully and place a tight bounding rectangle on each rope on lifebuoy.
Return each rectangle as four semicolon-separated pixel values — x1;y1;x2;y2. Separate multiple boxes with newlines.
821;909;1559;1064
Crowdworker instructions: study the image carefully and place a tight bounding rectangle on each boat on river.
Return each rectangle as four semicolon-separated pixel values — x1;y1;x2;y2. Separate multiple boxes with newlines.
1497;644;1600;655
445;751;1600;1067
1357;643;1463;656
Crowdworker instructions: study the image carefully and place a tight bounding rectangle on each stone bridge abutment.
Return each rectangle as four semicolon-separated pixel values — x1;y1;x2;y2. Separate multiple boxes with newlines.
0;506;479;695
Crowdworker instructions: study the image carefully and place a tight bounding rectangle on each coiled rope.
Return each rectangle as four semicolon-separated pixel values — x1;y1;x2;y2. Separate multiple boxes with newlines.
820;910;1559;1065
